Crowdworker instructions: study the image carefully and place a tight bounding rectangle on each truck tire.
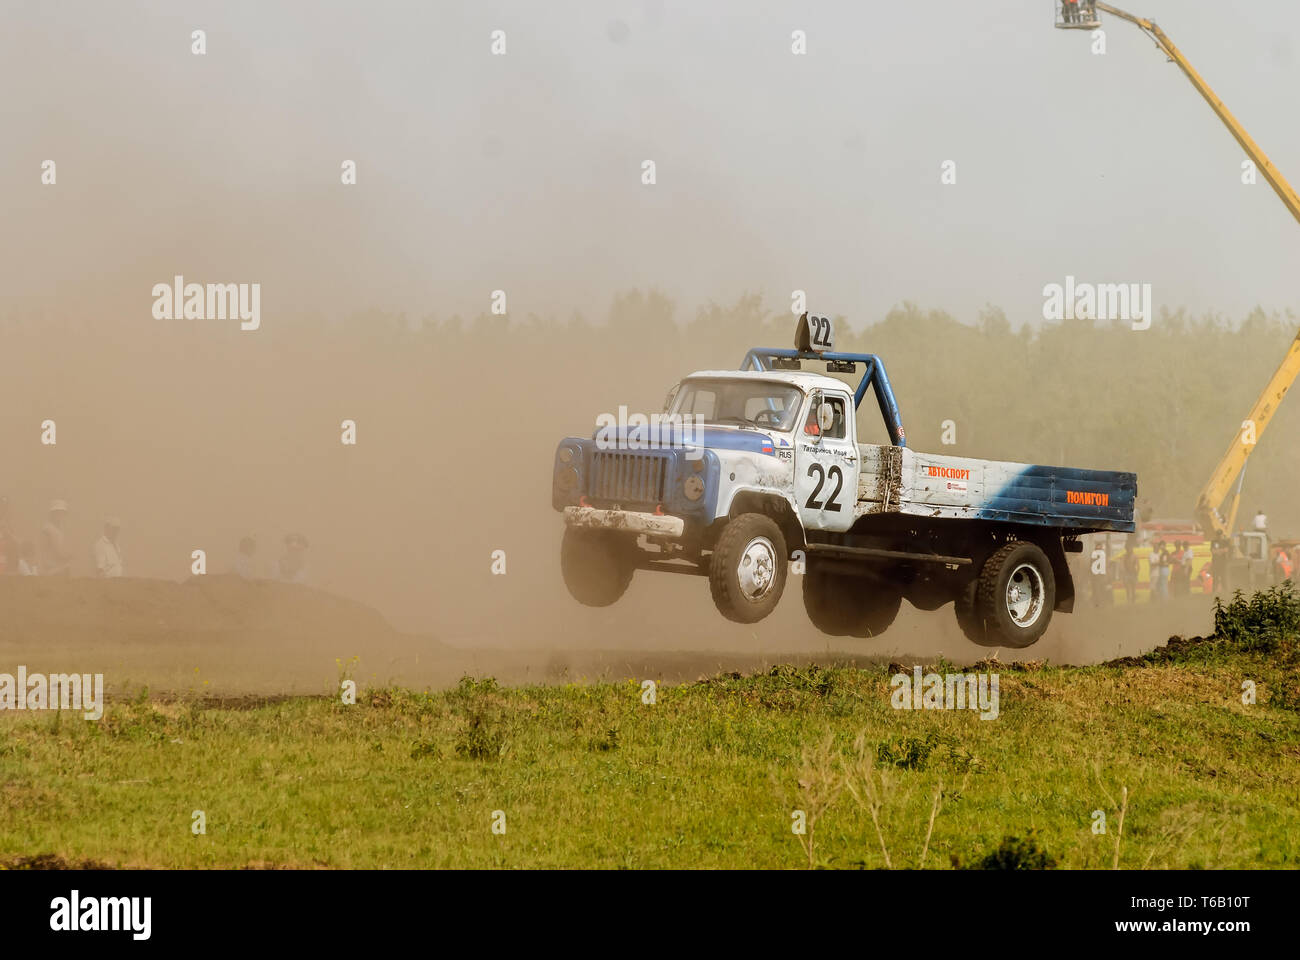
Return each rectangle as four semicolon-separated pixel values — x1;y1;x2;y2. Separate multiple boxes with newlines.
905;582;951;612
953;578;987;644
709;513;787;623
802;562;859;635
976;541;1055;648
853;588;902;638
803;562;902;638
561;527;636;607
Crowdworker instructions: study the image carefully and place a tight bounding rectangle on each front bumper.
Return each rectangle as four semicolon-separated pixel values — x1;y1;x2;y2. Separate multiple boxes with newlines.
563;506;685;538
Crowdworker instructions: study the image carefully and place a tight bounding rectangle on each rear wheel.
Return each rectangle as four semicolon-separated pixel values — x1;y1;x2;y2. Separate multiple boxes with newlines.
976;541;1055;648
561;527;636;607
905;580;951;612
853;587;902;638
709;514;787;623
802;561;901;638
953;577;987;644
803;563;851;635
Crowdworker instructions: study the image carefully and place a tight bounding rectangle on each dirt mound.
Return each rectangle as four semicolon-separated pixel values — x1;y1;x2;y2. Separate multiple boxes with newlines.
0;575;401;648
1102;633;1216;667
0;853;115;870
0;576;447;696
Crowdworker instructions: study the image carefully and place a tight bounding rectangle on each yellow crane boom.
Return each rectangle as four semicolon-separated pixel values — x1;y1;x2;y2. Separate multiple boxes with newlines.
1088;2;1300;542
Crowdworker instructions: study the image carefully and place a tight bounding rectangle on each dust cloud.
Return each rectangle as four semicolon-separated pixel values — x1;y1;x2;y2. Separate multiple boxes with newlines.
0;300;1256;694
1;2;1295;694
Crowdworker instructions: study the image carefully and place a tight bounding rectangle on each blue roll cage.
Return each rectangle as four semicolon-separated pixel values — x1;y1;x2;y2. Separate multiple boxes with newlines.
740;348;907;448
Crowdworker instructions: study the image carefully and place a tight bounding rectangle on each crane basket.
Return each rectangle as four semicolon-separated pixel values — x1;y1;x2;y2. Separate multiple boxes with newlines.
1054;0;1101;29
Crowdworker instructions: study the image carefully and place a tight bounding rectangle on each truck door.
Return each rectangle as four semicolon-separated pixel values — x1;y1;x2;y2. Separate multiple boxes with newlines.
794;390;859;534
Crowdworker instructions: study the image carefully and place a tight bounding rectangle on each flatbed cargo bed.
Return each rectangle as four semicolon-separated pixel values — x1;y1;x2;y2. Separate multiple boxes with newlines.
855;444;1136;533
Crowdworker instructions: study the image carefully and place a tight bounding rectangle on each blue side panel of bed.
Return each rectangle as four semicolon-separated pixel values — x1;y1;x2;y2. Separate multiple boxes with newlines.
976;464;1137;532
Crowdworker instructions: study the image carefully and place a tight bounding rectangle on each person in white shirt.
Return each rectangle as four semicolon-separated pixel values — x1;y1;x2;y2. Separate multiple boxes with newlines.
17;541;38;576
39;499;72;576
1254;509;1268;532
92;517;125;578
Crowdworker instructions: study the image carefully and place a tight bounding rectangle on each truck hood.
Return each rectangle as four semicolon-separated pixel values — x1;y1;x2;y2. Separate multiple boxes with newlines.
595;424;783;457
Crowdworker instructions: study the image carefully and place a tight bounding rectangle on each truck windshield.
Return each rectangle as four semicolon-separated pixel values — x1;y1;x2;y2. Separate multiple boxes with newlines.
672;379;804;431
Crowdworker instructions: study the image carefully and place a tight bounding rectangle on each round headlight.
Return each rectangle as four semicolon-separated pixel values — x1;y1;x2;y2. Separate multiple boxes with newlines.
684;474;705;501
559;447;574;464
557;466;579;491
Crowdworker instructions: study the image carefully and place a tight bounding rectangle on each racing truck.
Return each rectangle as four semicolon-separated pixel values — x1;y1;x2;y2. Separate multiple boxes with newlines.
552;315;1137;648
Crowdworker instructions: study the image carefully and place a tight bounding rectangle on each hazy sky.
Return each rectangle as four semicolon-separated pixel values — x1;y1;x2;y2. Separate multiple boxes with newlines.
3;0;1298;327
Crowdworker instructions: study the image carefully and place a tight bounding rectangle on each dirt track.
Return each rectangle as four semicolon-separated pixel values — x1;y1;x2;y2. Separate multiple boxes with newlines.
0;575;1215;696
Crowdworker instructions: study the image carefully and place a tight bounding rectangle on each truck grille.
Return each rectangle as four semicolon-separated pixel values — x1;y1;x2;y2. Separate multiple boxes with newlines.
590;452;669;505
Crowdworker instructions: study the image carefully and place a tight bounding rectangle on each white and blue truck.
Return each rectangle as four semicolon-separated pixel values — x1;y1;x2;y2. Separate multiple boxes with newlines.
552;315;1136;647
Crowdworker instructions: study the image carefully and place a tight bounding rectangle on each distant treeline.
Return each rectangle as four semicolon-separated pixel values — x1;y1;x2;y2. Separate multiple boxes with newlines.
4;291;1298;586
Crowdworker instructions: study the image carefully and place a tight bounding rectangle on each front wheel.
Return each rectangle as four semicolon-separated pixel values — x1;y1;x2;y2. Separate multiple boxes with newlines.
709;513;788;624
561;527;636;607
976;541;1056;647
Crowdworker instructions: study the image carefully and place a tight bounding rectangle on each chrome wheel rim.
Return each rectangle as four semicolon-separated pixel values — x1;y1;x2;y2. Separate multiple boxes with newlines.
1005;562;1045;627
737;536;777;600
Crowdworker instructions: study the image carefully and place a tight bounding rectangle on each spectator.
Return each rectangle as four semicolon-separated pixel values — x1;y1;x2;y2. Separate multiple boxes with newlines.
1211;539;1230;596
1196;564;1213;595
1153;540;1171;600
1275;547;1293;584
234;536;258;579
92;518;124;578
1175;540;1194;597
16;541;38;575
1254;508;1268;533
1062;0;1080;25
274;533;309;584
1170;542;1186;598
39;500;72;577
1121;547;1138;604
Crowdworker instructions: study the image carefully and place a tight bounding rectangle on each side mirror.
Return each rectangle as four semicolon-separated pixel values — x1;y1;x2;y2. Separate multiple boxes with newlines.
817;403;835;433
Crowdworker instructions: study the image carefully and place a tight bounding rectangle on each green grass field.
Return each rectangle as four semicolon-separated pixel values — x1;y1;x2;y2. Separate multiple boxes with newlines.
3;590;1299;869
